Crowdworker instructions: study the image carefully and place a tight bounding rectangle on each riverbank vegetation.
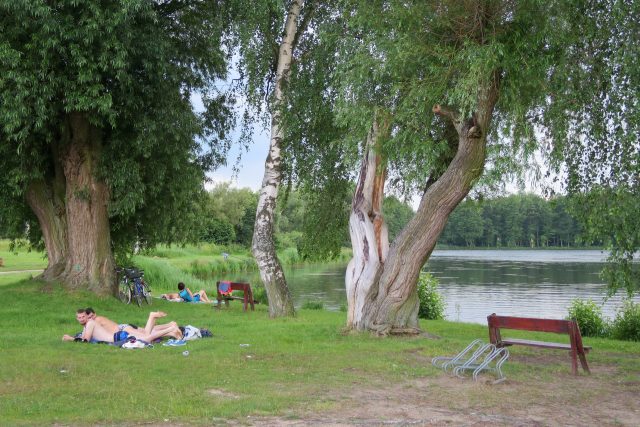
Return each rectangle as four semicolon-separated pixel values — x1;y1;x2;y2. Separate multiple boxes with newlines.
1;273;638;425
569;298;640;342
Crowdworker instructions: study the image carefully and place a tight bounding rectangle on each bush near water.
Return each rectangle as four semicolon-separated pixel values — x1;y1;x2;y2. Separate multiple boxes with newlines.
568;298;640;341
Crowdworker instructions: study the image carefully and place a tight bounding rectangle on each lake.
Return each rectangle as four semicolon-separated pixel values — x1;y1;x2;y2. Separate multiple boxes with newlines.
229;250;639;324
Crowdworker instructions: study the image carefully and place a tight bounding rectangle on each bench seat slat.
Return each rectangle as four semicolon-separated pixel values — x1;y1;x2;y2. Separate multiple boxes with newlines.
501;338;591;351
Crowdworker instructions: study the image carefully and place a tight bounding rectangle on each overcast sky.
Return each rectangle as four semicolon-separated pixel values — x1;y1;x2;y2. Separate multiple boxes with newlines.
193;94;562;201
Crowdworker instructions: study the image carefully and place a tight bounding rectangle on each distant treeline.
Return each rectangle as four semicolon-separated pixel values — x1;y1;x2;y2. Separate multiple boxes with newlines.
0;184;591;252
437;194;588;248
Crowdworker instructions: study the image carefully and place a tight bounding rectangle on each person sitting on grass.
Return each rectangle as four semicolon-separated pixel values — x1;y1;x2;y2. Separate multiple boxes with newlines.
62;310;183;343
177;282;211;303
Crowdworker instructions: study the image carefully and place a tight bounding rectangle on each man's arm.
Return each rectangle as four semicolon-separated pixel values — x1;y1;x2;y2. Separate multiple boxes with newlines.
81;320;96;341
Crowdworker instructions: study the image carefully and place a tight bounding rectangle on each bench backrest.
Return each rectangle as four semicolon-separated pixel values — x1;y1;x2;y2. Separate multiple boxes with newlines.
487;313;573;334
216;281;251;292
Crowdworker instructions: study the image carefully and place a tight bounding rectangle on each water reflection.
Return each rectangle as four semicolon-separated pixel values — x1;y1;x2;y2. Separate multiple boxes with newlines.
225;250;639;324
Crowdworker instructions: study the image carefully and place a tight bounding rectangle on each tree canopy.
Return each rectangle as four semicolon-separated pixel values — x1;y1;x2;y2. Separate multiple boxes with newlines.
0;0;232;290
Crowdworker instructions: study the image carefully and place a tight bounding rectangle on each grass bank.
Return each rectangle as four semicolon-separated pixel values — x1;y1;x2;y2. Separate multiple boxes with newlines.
0;240;47;271
133;244;351;294
2;272;639;425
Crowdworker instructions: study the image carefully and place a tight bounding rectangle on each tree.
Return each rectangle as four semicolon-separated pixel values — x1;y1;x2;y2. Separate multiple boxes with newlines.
228;0;308;317
335;0;607;334
205;183;257;228
229;1;348;316
441;200;484;247
542;0;640;295
0;1;231;293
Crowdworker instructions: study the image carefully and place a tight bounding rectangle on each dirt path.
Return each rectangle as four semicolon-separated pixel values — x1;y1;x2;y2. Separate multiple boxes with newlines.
0;269;43;275
238;353;640;426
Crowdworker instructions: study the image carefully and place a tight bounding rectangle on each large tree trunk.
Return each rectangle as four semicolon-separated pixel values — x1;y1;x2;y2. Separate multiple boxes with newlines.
25;175;68;281
347;77;500;335
59;113;115;295
252;0;304;318
345;114;390;328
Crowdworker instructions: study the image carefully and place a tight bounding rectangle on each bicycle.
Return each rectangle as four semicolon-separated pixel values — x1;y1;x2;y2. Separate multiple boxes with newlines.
116;267;152;306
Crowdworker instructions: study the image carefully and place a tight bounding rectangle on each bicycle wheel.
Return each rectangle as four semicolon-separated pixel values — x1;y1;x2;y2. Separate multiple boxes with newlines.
142;282;152;305
133;280;144;307
118;279;131;304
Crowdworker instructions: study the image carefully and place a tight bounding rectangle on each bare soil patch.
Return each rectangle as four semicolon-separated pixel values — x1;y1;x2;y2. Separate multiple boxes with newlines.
241;353;640;426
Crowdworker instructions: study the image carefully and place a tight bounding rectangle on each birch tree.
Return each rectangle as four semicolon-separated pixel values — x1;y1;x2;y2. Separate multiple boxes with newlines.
229;0;336;317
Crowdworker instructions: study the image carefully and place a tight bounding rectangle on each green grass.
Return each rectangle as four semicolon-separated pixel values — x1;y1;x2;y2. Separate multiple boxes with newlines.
2;242;639;424
0;240;47;271
0;275;428;424
2;270;639;425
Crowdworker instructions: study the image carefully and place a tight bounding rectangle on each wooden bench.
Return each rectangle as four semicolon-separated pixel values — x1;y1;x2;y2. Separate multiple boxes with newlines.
215;281;255;312
487;313;591;375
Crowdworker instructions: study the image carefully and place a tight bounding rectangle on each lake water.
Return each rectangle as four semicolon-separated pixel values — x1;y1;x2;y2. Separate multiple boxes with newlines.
228;250;639;324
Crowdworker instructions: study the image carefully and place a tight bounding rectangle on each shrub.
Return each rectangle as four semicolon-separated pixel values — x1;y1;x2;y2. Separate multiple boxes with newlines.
610;300;640;341
301;300;324;310
566;298;608;337
251;286;268;305
417;272;445;320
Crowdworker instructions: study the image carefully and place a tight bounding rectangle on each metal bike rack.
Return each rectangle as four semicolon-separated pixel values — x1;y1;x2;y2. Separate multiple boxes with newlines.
432;339;488;372
432;339;509;384
453;345;509;384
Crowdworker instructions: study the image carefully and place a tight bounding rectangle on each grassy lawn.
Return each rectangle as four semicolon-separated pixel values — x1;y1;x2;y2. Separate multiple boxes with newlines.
0;241;47;272
1;263;639;424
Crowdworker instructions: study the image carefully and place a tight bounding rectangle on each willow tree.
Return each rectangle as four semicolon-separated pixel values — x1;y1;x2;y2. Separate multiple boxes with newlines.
333;0;612;334
543;0;640;296
0;1;231;294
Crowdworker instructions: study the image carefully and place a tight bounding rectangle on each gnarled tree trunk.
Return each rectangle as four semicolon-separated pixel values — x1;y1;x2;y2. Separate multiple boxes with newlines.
347;77;500;335
25;175;68;281
345;114;390;328
59;113;115;295
252;0;303;317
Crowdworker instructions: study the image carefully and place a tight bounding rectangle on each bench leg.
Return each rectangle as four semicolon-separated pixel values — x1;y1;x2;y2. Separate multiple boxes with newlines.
578;351;590;374
570;348;578;375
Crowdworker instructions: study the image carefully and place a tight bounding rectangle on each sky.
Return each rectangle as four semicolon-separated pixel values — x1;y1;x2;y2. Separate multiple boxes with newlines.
193;95;562;203
207;128;269;191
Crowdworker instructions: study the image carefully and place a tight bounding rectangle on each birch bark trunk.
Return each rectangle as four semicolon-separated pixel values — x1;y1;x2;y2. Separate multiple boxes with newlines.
347;77;500;334
252;0;304;317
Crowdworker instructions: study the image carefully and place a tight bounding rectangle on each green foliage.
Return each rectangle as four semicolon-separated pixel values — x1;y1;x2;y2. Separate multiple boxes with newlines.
251;285;268;305
275;231;303;252
441;201;484;247
301;301;324;310
383;196;414;242
132;256;211;294
416;272;445;320
540;1;640;296
611;301;640;342
235;197;258;247
567;299;608;338
205;183;258;228
0;1;232;255
203;218;236;245
569;188;640;296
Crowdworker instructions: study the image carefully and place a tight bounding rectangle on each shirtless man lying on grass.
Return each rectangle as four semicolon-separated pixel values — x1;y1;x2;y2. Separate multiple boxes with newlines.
62;309;183;343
